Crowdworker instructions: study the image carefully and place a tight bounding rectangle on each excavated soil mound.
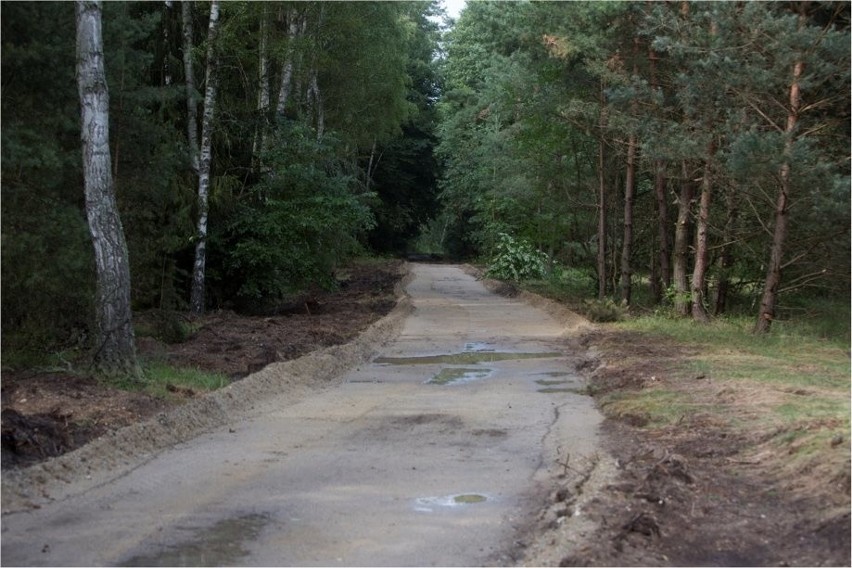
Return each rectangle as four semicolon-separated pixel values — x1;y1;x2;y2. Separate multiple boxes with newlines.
1;260;411;512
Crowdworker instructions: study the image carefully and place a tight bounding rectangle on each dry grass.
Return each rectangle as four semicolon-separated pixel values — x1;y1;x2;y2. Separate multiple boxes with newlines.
593;315;850;504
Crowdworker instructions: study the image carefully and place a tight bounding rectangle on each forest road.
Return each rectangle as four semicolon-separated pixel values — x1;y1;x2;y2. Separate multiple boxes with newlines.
1;263;603;567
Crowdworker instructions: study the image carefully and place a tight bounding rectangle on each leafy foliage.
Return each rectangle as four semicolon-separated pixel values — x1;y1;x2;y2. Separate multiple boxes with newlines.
485;233;550;282
214;122;374;306
2;1;443;363
434;0;849;333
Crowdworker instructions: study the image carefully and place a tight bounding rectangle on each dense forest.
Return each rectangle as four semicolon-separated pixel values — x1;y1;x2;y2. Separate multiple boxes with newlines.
2;1;849;377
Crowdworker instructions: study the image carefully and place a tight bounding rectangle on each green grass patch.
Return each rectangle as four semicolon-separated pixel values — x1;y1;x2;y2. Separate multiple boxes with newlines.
481;272;849;474
611;311;849;476
115;361;230;400
600;387;696;427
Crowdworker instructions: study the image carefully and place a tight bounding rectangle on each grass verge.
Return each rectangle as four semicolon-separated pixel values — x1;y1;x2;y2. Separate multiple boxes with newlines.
504;269;849;499
116;361;230;401
598;313;850;496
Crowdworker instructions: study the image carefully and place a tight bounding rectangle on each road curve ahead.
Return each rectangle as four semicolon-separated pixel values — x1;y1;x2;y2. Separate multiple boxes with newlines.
1;264;603;567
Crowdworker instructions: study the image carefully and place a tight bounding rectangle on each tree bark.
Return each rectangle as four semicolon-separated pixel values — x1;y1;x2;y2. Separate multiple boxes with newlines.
307;68;324;139
754;58;803;333
619;37;640;305
619;131;636;304
691;138;716;323
181;0;199;174
596;83;608;299
76;0;140;379
653;159;670;296
276;9;302;119
252;3;270;170
189;0;219;316
713;188;738;315
648;44;670;299
672;160;693;316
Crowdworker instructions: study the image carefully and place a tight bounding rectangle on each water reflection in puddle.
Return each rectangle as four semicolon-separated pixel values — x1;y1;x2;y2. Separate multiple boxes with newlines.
414;493;490;512
375;352;561;366
427;368;493;385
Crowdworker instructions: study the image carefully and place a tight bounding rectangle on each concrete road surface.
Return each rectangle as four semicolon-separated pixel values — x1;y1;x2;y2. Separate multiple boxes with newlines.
1;264;603;567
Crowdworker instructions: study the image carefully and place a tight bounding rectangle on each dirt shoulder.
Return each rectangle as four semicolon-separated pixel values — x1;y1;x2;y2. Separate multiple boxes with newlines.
517;327;850;568
1;259;407;472
452;267;850;566
3;263;848;565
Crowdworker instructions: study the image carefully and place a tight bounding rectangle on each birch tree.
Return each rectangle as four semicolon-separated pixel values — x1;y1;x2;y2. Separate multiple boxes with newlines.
189;0;219;316
75;0;140;379
275;9;303;120
251;2;270;170
181;0;199;174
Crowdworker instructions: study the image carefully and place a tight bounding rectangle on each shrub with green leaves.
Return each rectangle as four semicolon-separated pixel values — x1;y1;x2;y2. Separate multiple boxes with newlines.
214;122;375;307
485;233;549;281
582;298;626;322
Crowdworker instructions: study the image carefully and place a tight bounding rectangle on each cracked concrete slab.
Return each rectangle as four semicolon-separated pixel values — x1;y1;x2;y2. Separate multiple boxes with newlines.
1;263;605;567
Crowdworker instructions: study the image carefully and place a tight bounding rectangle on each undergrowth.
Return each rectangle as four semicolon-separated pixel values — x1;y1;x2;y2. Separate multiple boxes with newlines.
504;271;850;488
116;362;230;400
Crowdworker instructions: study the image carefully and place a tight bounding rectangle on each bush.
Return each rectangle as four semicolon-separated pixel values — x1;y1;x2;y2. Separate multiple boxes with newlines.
582;298;626;322
212;122;375;308
485;233;549;282
135;310;197;344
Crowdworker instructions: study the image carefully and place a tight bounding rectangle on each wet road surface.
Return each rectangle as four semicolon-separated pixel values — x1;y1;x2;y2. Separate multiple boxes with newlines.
1;264;602;567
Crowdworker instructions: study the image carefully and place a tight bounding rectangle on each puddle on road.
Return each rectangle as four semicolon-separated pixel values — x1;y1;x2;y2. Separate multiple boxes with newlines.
464;342;495;352
414;493;490;512
453;494;487;504
120;513;270;567
535;379;568;386
537;386;590;395
534;377;589;395
537;371;571;378
428;368;493;385
375;351;561;366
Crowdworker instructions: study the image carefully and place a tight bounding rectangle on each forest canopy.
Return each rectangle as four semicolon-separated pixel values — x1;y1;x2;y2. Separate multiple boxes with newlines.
435;0;850;331
1;1;849;369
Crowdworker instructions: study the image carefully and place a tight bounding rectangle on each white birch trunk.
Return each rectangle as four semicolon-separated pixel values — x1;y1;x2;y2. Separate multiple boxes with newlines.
181;0;199;174
307;69;324;139
75;0;140;379
275;11;301;118
252;4;270;168
189;0;219;316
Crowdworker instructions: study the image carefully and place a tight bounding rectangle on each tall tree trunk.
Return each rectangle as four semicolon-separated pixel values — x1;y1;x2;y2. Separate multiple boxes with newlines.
713;188;738;315
307;69;324;139
619;36;640;305
619;132;636;304
596;83;608;299
276;9;302;119
653;160;670;297
189;0;219;316
252;3;270;171
181;0;199;174
76;0;140;379
691;138;716;323
365;139;382;193
672;160;693;316
648;43;670;300
755;58;803;333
